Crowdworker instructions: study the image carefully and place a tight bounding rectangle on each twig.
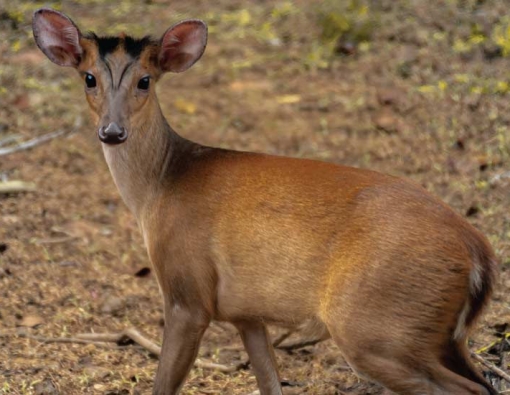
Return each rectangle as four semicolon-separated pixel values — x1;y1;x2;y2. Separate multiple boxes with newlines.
19;334;97;345
476;334;510;355
490;171;510;186
75;332;123;342
15;333;124;350
12;327;246;374
77;328;244;373
0;134;21;147
472;353;510;384
196;359;245;373
0;129;72;156
0;180;36;194
124;327;161;356
33;236;78;245
76;328;161;355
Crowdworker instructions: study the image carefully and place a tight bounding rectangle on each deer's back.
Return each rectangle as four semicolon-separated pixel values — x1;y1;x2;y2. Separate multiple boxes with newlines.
146;148;491;324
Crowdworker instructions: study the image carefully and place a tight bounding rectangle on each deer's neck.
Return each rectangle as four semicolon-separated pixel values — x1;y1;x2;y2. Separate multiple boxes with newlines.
101;107;189;219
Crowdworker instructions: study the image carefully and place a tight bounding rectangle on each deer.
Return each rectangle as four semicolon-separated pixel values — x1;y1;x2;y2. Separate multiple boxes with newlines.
32;8;499;395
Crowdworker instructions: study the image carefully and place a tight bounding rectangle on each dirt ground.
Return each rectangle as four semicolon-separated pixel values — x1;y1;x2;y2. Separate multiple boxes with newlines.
0;0;509;394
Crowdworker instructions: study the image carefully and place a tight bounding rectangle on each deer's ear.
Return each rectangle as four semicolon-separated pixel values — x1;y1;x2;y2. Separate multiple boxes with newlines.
32;8;83;67
159;20;207;73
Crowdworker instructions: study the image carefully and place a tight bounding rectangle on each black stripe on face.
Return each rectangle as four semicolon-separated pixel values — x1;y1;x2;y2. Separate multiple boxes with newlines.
124;36;154;58
84;33;155;59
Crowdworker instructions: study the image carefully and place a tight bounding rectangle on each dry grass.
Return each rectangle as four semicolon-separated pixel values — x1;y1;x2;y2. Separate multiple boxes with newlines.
0;1;509;394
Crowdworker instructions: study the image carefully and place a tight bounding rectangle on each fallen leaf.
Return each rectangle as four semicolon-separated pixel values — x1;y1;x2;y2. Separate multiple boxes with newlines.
11;94;30;110
2;215;19;224
373;109;400;133
276;94;301;104
18;315;44;328
476;154;503;171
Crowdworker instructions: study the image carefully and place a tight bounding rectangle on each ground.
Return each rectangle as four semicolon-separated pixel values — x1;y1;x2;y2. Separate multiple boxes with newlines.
0;0;509;394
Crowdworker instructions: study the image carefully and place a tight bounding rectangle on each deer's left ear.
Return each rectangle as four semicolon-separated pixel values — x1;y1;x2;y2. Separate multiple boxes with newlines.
159;20;207;73
32;8;83;67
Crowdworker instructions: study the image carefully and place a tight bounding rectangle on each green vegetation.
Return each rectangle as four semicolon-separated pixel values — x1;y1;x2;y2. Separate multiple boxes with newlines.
493;16;510;56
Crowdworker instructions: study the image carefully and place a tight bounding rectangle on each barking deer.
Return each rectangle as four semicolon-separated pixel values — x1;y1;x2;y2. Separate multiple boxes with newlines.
32;8;498;395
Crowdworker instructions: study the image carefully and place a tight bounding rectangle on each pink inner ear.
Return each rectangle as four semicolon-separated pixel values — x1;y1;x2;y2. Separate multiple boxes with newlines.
159;20;207;73
33;9;82;67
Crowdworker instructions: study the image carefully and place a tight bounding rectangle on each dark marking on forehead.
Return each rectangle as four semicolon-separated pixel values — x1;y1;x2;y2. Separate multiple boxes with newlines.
125;36;155;58
84;32;156;59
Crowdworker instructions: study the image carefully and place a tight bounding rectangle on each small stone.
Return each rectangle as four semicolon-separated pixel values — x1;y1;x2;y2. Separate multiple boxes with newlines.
335;40;357;56
100;295;125;315
16;327;29;336
99;227;112;236
2;215;19;224
373;109;400;134
34;379;58;395
83;366;110;379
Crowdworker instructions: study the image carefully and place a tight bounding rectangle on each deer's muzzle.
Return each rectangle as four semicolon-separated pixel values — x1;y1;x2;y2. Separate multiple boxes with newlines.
98;122;128;145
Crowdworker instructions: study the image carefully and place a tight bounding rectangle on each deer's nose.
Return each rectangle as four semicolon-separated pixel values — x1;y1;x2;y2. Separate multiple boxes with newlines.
98;122;128;145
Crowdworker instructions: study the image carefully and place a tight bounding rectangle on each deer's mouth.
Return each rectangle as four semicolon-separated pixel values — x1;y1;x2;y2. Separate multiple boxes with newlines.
98;122;128;145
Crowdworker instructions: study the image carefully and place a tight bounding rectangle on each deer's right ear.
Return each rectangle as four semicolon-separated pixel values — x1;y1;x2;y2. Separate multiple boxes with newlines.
32;8;83;67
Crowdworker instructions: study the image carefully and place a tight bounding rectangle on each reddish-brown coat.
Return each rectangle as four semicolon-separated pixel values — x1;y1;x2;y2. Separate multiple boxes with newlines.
33;9;498;395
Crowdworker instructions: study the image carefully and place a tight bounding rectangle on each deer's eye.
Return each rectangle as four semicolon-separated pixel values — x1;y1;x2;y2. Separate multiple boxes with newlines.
85;73;96;88
137;76;150;90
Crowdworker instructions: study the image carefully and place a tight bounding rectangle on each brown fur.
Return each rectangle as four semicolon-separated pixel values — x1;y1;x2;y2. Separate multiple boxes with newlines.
33;10;499;395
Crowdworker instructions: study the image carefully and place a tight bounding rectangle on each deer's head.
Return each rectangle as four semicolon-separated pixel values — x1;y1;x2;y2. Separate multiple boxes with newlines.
33;8;207;145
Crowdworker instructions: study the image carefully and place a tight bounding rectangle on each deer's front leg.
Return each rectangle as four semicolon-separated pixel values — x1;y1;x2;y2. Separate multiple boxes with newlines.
153;303;210;395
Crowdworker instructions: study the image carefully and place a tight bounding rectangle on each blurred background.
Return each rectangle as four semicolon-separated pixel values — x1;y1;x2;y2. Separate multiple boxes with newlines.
0;0;509;394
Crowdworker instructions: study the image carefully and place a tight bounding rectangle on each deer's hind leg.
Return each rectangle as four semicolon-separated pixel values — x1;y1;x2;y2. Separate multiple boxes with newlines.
325;320;491;395
234;321;283;395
